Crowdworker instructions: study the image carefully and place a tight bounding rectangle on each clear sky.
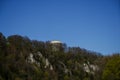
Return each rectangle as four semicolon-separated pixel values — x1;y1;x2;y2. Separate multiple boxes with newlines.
0;0;120;55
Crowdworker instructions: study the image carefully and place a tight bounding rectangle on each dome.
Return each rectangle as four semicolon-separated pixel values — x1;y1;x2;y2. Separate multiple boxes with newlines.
50;40;62;44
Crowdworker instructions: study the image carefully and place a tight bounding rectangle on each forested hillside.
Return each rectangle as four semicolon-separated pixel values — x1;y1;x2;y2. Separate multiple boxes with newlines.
0;32;120;80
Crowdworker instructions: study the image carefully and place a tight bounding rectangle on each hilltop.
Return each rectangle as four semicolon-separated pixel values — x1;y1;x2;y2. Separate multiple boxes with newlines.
0;32;120;80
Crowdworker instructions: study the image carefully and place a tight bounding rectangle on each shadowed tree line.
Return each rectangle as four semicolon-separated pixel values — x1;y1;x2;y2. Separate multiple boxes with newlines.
0;32;120;80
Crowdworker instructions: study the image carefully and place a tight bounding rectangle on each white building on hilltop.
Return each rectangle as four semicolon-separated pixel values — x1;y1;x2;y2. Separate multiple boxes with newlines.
50;40;62;51
50;40;62;44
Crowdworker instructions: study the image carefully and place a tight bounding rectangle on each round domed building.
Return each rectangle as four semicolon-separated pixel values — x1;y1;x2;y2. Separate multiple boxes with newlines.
50;40;63;51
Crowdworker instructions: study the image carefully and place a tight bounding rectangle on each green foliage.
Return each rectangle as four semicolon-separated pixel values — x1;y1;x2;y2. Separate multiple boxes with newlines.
102;54;120;80
63;75;70;80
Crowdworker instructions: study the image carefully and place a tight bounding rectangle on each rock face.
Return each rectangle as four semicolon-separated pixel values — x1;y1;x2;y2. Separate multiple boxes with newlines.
27;53;35;63
83;62;99;74
27;51;99;78
27;52;53;70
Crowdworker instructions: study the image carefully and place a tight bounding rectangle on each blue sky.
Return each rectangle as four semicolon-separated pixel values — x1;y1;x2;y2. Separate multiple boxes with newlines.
0;0;120;55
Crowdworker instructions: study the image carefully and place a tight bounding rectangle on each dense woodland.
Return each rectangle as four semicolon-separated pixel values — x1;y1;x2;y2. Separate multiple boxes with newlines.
0;32;120;80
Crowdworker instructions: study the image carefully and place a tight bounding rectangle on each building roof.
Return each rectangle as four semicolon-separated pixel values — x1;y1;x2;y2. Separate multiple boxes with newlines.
50;40;62;44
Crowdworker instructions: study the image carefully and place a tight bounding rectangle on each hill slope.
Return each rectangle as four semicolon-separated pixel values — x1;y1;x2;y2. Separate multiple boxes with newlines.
0;32;120;80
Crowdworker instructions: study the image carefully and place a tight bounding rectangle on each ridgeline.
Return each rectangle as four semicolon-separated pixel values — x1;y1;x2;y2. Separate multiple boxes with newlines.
0;32;120;80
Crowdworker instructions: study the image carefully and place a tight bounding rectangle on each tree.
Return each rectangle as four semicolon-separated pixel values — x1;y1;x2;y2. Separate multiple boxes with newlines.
102;54;120;80
0;32;7;56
